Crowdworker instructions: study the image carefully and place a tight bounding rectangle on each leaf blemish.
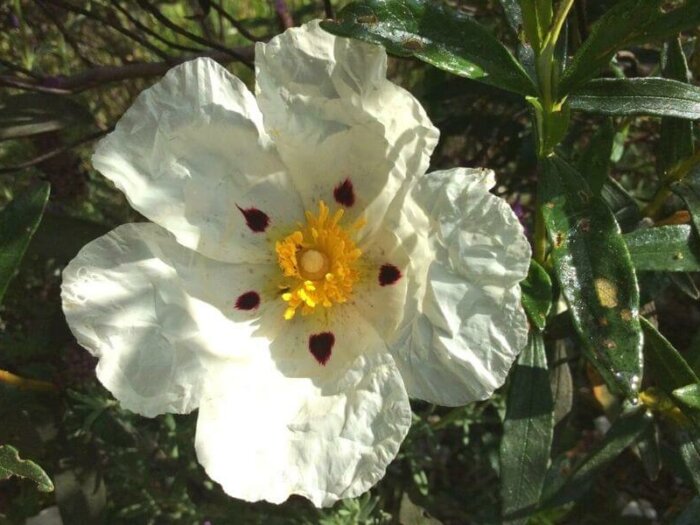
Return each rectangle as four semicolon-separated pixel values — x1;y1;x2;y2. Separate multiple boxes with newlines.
594;278;618;308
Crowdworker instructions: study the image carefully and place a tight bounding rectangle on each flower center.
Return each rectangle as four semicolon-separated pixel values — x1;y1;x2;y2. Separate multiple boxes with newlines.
275;201;364;320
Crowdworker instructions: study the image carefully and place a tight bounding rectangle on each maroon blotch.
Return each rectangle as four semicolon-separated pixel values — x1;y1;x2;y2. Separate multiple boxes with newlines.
308;332;335;365
237;205;270;233
235;291;260;311
333;178;356;207
378;264;402;286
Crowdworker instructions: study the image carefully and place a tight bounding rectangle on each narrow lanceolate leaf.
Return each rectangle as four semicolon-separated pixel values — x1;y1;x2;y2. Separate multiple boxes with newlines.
578;118;615;196
542;408;651;507
0;445;53;492
0;93;93;140
0;183;50;304
674;384;700;410
498;0;522;36
519;0;552;52
540;156;642;397
624;225;700;272
560;0;700;95
642;318;699;392
520;260;552;331
677;429;700;494
322;0;536;96
500;332;554;524
569;78;700;119
658;39;694;176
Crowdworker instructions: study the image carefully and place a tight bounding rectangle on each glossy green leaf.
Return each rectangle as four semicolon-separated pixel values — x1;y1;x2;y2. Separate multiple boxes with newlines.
542;408;651;507
322;0;536;96
0;445;53;492
624;225;700;272
520;260;552;331
540;155;642;396
560;0;700;94
642;318;698;392
500;332;554;524
578;118;615;195
0;183;50;304
519;0;552;52
658;39;694;176
569;78;700;119
674;383;700;410
0;93;93;140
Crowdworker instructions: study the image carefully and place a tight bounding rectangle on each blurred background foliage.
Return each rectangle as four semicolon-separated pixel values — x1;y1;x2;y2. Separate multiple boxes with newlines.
1;0;699;524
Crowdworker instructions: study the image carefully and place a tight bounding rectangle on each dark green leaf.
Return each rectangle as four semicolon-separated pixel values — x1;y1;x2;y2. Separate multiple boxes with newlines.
500;332;554;523
673;497;700;525
674;383;700;410
550;342;573;425
322;0;537;96
0;183;50;304
624;225;700;272
642;317;698;391
560;0;700;94
0;93;93;140
578;118;615;195
658;39;694;176
677;428;700;494
540;155;642;396
0;445;53;492
498;0;522;36
542;408;651;507
569;78;700;119
670;272;700;300
688;329;700;378
520;260;552;331
600;177;642;232
636;423;661;481
519;0;552;52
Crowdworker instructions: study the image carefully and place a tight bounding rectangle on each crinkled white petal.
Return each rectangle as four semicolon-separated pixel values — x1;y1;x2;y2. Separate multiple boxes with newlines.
386;168;531;406
61;223;281;417
195;351;411;508
92;57;302;263
255;21;439;239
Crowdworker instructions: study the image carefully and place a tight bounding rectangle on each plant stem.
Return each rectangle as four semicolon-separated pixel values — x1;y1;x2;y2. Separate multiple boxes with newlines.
0;369;57;392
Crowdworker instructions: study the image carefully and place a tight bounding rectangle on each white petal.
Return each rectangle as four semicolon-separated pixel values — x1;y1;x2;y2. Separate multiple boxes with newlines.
387;168;531;406
255;21;438;237
61;223;281;417
92;57;303;263
195;351;411;507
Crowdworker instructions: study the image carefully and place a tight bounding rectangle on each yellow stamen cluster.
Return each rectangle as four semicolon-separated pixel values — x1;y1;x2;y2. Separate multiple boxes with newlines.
275;201;364;320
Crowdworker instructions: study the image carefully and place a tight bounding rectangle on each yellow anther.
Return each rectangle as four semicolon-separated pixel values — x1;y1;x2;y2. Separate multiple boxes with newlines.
275;200;363;320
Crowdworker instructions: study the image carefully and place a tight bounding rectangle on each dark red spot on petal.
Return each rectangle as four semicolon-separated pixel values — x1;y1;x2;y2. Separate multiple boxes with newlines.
237;205;270;233
378;264;402;286
235;291;260;311
309;332;334;365
333;178;355;207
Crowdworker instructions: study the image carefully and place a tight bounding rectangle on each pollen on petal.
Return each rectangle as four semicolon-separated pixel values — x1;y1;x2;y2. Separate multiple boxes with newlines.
308;332;334;365
333;178;355;207
237;205;270;233
378;264;402;286
235;291;260;310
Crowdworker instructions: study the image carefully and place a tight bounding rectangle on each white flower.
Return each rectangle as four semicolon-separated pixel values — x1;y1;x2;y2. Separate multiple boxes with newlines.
61;21;530;507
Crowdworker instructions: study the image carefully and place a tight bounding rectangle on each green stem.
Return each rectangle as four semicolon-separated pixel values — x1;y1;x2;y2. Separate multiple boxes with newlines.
644;149;700;219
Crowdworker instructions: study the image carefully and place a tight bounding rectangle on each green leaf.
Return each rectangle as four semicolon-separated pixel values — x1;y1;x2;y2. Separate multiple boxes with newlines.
560;0;700;94
0;183;50;304
519;0;552;52
578;118;615;196
658;39;694;176
500;332;554;524
0;445;53;492
322;0;537;96
600;177;642;232
674;497;700;525
0;93;93;140
674;383;700;410
540;155;642;396
542;408;651;507
569;78;700;119
624;225;700;272
641;318;698;392
498;0;522;36
520;260;552;331
677;428;700;494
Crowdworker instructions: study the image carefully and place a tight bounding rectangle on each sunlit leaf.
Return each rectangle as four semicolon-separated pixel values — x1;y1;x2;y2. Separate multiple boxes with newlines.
624;225;700;272
0;445;53;492
520;260;552;331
